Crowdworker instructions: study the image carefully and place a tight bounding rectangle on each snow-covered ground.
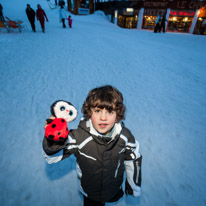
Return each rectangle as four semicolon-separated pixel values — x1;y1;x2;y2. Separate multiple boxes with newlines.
0;0;206;206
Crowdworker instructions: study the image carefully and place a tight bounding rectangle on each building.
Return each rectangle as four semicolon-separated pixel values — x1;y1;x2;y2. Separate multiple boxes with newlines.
66;0;206;35
67;0;94;15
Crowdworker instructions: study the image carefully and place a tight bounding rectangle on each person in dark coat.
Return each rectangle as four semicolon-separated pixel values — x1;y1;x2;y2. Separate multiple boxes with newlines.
160;13;167;33
26;4;36;32
0;4;5;23
59;0;65;7
36;4;48;33
154;14;161;33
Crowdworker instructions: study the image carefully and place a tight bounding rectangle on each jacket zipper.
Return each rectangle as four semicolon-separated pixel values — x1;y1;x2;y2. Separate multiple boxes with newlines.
114;159;120;178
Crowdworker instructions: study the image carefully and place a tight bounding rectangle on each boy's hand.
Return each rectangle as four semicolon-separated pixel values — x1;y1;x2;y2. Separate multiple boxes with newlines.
44;116;69;142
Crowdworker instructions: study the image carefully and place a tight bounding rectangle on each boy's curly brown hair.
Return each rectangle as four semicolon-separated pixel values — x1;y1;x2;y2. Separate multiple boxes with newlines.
81;85;126;122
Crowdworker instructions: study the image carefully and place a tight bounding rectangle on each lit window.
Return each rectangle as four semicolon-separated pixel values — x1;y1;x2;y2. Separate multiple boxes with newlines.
183;17;188;22
126;8;134;13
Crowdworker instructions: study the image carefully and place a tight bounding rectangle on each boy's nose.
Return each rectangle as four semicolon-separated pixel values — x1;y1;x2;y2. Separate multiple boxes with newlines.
100;111;107;120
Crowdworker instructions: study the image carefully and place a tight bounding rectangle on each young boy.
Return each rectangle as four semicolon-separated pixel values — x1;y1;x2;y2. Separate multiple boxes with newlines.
43;85;142;206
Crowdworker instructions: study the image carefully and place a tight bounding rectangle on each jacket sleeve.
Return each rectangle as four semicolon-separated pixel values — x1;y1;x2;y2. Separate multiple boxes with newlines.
42;130;78;164
32;9;36;18
59;10;61;22
43;10;48;21
26;9;29;18
36;10;39;20
123;128;142;197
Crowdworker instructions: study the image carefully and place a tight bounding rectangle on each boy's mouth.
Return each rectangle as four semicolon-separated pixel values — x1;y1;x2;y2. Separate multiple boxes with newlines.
99;123;108;128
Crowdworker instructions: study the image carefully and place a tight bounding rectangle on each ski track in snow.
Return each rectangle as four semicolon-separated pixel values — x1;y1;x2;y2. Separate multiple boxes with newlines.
0;1;206;206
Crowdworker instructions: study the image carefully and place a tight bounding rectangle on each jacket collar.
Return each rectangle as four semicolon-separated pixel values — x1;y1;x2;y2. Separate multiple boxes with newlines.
79;118;123;140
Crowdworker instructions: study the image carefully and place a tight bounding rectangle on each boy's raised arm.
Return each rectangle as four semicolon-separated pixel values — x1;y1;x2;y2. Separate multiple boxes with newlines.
42;131;78;164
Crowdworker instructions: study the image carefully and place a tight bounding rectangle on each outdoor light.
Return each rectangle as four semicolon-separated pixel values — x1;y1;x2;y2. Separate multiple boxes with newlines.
126;8;134;13
184;17;188;22
115;10;118;18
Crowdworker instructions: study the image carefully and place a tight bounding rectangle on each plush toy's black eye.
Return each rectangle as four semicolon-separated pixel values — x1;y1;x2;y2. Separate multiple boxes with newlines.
69;111;73;116
60;106;65;111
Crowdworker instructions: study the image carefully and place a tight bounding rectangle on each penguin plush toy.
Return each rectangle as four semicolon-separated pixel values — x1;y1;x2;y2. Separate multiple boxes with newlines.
45;100;77;142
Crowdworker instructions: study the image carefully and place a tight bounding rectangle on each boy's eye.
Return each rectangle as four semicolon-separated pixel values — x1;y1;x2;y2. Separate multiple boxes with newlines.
108;110;115;115
95;109;100;113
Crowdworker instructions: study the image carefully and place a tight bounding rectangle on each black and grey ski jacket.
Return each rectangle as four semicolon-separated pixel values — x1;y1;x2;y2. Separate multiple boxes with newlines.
43;119;142;203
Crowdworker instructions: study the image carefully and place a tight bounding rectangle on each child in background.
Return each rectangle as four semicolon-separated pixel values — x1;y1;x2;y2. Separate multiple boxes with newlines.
43;85;142;206
67;15;72;28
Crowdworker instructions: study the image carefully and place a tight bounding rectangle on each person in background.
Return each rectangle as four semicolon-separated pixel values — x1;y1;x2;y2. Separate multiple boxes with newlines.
59;0;65;7
36;4;48;33
67;15;72;28
59;5;66;28
160;13;167;33
0;4;5;23
26;4;36;32
200;19;206;35
154;13;161;33
43;85;142;206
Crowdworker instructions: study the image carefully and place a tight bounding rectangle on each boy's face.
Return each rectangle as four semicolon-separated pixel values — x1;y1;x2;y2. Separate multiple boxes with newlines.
91;107;117;135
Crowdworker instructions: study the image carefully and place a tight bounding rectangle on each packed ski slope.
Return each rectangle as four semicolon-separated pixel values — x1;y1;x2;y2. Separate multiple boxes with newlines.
0;0;206;206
